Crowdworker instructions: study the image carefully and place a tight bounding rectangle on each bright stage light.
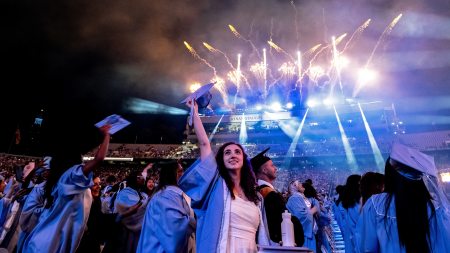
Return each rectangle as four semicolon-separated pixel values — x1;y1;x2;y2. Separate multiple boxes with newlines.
358;68;377;85
270;102;282;111
255;104;263;111
323;97;335;106
306;99;318;108
286;102;294;109
189;82;202;93
441;172;450;182
333;56;350;69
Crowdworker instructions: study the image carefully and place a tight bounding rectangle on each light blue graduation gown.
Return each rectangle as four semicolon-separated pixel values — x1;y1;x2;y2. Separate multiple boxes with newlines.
136;185;195;253
17;181;46;252
23;165;93;253
341;202;360;253
111;187;148;253
178;153;272;253
286;192;316;252
355;193;450;253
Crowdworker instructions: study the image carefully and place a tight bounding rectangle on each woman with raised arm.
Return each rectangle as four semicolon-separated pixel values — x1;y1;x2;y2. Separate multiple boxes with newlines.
178;99;272;253
137;160;196;253
23;124;111;253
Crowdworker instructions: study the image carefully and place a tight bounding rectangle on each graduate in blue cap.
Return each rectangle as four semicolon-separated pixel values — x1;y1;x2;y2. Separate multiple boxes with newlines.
355;143;450;253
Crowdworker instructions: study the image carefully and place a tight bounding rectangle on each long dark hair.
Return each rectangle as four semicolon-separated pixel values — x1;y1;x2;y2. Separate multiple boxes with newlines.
335;185;344;205
360;172;384;207
384;160;435;253
215;142;259;204
341;174;361;209
44;152;82;208
303;182;318;199
154;160;179;193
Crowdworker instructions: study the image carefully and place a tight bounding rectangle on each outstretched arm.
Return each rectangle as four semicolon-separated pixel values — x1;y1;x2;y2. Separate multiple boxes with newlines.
186;99;211;160
83;125;111;176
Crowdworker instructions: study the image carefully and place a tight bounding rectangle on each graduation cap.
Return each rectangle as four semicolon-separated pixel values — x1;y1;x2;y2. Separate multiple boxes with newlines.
389;142;437;179
250;148;271;172
180;82;215;126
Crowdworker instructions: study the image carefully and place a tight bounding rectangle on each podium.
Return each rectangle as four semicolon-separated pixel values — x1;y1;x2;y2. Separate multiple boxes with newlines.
258;245;314;253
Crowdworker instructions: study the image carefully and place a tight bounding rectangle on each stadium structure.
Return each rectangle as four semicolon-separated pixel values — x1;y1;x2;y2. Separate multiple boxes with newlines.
186;97;399;172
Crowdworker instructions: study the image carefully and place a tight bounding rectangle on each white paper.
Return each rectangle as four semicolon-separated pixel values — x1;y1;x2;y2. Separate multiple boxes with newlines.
95;114;131;134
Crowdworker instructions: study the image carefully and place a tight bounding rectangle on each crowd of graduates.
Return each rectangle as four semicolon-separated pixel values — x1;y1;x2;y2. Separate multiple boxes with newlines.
0;101;448;253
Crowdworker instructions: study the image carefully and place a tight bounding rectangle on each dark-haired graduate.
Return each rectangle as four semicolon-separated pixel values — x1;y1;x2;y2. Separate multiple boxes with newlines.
137;160;196;253
356;143;450;253
178;97;272;253
23;125;111;253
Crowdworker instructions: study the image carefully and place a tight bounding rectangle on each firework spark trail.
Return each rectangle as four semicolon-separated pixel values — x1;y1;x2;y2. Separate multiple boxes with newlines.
332;36;343;95
202;42;217;53
305;33;345;76
304;44;322;56
334;33;347;45
228;24;261;60
352;14;402;98
203;42;236;71
342;19;371;54
263;49;268;99
302;44;330;79
184;41;217;76
211;76;229;105
290;1;300;49
268;41;295;62
366;14;402;69
248;18;255;38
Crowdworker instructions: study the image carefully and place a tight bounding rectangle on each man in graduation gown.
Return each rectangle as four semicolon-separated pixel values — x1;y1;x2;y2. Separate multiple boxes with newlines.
251;148;304;246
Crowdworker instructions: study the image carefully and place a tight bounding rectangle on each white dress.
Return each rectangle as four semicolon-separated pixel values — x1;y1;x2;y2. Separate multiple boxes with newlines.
227;196;260;253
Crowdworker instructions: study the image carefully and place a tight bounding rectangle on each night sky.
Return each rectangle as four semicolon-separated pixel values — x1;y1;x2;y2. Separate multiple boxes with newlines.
1;0;450;155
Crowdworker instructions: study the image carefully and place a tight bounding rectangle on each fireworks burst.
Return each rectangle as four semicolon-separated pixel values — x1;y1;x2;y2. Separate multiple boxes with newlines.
278;62;297;80
227;70;241;86
210;76;229;105
184;14;398;110
250;63;266;80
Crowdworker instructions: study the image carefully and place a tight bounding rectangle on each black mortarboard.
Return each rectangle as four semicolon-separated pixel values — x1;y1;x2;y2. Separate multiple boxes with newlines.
250;147;271;172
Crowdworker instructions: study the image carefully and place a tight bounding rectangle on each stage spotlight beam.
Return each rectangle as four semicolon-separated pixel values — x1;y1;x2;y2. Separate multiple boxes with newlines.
358;103;386;171
125;98;187;115
334;106;359;172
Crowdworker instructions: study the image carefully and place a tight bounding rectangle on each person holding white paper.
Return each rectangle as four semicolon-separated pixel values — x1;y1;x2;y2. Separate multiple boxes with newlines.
23;124;111;253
